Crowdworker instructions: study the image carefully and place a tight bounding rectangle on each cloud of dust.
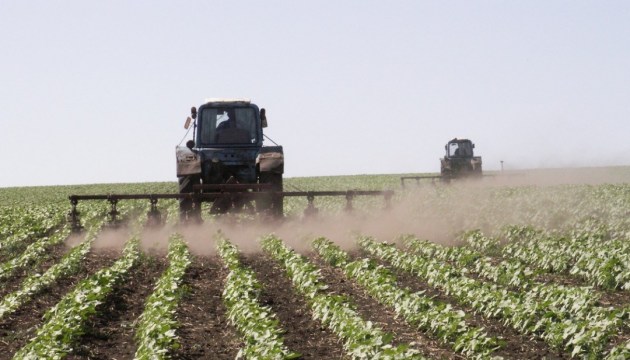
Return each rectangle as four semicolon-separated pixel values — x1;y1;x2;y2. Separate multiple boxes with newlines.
487;166;630;187
65;232;86;248
72;166;629;256
147;196;480;257
91;227;133;254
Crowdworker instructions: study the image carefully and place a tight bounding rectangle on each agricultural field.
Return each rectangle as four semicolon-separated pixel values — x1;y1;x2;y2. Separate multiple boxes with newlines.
0;168;629;359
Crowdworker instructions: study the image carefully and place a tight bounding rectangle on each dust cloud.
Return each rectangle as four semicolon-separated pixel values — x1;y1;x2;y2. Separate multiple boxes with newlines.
93;228;132;251
483;166;630;187
75;166;629;256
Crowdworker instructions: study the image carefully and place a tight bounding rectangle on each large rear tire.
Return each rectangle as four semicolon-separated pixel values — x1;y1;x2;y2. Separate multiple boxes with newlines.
178;175;201;222
210;195;232;214
257;172;283;217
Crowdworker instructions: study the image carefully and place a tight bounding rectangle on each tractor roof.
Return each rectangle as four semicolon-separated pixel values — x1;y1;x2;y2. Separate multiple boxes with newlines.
449;138;473;143
203;98;251;105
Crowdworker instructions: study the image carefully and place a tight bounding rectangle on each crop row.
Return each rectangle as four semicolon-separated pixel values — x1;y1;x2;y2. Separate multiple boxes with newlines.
13;230;141;359
503;225;630;290
217;235;299;359
0;203;115;285
313;237;499;359
0;224;97;320
0;204;66;257
261;235;425;360
359;236;624;358
134;233;192;359
404;233;611;323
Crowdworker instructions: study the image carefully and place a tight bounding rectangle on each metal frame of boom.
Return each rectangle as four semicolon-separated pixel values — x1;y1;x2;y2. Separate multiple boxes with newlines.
401;174;503;188
400;175;444;188
68;188;394;230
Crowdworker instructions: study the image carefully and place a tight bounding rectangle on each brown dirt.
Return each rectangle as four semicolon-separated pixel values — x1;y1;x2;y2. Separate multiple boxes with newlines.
242;253;345;359
169;256;241;360
0;242;70;300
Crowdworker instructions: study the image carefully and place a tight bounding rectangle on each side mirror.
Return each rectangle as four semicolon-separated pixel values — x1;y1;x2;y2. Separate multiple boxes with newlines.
260;108;268;128
184;117;192;129
191;107;197;120
472;144;475;148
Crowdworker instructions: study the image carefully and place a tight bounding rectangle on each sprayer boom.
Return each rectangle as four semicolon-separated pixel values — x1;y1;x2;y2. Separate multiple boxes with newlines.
68;189;394;231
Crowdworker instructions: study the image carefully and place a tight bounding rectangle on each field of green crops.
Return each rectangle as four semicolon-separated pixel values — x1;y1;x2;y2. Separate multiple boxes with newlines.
0;169;629;359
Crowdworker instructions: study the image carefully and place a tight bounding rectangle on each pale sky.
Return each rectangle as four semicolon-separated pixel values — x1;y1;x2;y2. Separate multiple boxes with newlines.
1;1;629;187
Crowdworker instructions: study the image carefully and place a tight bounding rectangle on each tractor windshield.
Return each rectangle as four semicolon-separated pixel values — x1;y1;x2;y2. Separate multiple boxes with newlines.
199;107;258;145
449;141;473;157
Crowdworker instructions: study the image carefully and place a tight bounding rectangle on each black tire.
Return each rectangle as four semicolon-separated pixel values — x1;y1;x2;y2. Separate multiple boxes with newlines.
271;174;283;217
178;175;201;222
440;169;452;183
257;172;283;217
210;195;232;214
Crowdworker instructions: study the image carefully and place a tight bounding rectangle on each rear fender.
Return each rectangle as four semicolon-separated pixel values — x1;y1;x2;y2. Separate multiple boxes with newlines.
471;156;482;171
176;146;202;176
440;158;451;171
257;146;284;174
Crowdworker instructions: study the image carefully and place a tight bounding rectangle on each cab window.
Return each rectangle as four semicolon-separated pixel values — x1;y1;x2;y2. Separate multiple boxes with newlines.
199;107;258;145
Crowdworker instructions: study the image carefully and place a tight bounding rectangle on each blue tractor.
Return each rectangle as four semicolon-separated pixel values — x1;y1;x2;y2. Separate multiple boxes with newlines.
176;99;284;220
400;138;483;187
67;98;394;229
440;138;482;181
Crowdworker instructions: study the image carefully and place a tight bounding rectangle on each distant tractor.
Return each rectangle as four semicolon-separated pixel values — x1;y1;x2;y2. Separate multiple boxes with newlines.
440;138;482;181
400;138;483;187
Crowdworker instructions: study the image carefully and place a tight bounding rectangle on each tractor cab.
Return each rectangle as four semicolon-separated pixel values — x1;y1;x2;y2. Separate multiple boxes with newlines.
441;138;482;180
446;139;475;158
196;101;264;147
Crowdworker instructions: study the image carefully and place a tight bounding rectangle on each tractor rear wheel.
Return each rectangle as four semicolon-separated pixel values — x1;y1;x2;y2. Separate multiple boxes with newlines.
210;195;232;214
178;175;201;222
257;172;283;217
